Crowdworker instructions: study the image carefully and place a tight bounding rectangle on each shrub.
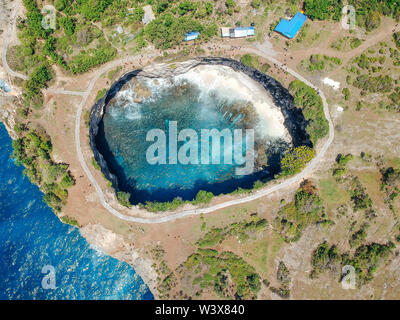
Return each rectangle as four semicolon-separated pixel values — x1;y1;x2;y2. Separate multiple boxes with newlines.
353;75;393;93
342;87;350;100
117;191;132;208
310;241;341;278
289;80;329;145
60;215;79;227
193;190;214;205
280;146;316;176
60;171;75;188
304;0;342;21
275;181;326;242
69;45;116;74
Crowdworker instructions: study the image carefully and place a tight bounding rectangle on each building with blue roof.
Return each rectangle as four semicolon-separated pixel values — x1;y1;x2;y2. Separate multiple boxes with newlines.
184;31;200;41
274;12;307;39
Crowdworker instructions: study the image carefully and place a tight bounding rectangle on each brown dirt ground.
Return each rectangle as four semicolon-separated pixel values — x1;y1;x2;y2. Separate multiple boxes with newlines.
7;12;400;299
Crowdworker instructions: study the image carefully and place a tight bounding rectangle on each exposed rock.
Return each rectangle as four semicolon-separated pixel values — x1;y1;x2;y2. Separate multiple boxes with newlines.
80;223;159;297
0;96;18;139
89;57;311;193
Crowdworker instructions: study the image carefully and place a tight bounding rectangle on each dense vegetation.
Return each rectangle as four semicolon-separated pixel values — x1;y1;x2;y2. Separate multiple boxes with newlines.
145;15;217;49
394;31;400;49
68;45;116;74
142;190;214;212
14;0;223;110
343;242;395;285
166;213;270;299
240;54;271;73
304;0;400;31
60;215;80;227
289;80;329;145
348;0;400;31
307;54;342;72
11;127;75;212
349;223;369;247
303;0;342;21
183;249;261;299
117;191;132;208
331;36;363;51
332;153;353;180
380;166;400;211
274;180;329;242
155;213;269;299
353;74;394;93
280;145;316;177
345;38;399;113
332;154;375;216
24;64;53;109
310;241;341;278
349;176;373;212
269;261;291;298
310;240;395;286
196;214;268;247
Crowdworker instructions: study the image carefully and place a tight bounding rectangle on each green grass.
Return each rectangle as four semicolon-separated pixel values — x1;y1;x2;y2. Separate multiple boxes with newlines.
319;178;347;207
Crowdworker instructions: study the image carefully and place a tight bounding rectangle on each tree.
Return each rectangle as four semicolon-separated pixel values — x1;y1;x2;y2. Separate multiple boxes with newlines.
304;0;342;21
144;15;204;49
289;80;329;145
205;2;213;15
117;191;132;208
78;0;113;21
157;2;169;14
24;64;52;104
60;171;75;188
55;0;69;11
59;16;76;37
251;0;261;9
193;190;214;204
280;146;316;176
342;87;350;100
178;0;196;15
365;11;381;31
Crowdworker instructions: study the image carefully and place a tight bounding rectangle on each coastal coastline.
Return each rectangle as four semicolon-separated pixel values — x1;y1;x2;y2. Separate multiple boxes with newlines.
2;0;400;299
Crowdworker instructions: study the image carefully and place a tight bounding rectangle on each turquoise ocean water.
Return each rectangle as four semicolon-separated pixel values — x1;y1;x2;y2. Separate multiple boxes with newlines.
97;81;282;204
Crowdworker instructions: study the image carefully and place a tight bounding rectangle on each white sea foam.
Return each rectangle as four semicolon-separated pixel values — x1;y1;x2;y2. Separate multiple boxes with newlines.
112;65;291;143
174;65;291;141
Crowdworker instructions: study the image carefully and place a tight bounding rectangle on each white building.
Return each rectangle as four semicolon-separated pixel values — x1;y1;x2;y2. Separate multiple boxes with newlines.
221;27;230;38
221;26;255;38
116;26;124;34
142;5;155;25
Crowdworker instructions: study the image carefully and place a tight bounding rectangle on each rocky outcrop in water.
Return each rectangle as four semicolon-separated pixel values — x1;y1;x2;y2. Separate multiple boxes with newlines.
89;57;311;191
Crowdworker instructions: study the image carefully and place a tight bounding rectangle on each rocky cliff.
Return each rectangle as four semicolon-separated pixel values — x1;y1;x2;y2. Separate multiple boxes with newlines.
89;57;311;192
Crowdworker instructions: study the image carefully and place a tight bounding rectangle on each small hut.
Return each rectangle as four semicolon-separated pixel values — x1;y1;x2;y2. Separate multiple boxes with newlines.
184;31;200;41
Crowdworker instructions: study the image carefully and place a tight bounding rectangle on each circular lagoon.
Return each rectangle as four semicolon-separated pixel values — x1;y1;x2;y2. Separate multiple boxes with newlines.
91;58;310;204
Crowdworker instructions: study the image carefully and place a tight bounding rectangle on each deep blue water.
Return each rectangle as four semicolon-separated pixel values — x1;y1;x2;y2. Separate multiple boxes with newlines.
0;123;153;300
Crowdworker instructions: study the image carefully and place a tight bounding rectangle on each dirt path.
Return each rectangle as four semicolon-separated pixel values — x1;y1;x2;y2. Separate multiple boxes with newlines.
286;19;400;66
91;22;123;54
1;6;335;223
62;22;399;223
9;12;400;224
67;49;334;224
1;0;28;81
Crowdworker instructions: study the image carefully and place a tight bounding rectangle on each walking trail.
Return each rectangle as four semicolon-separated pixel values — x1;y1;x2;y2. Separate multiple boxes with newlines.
2;4;335;223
